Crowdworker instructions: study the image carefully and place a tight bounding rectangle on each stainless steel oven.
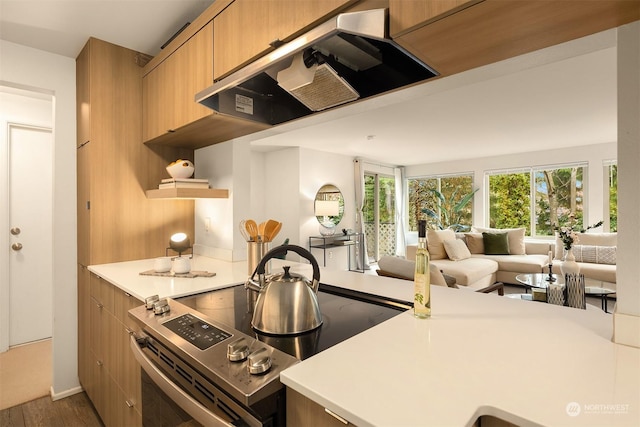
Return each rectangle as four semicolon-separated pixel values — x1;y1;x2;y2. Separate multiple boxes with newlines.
129;282;410;427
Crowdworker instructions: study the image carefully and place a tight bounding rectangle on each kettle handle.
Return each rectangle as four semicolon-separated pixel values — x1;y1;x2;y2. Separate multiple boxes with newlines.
256;244;320;291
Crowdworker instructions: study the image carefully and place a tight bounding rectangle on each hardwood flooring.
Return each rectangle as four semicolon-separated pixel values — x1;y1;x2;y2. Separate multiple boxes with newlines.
0;393;102;427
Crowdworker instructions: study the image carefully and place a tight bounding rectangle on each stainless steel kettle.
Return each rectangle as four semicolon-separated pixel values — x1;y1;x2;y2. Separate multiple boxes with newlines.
245;245;322;335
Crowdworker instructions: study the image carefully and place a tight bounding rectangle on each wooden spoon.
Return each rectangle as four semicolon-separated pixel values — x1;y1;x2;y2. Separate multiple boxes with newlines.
258;221;266;240
264;220;282;242
245;219;259;241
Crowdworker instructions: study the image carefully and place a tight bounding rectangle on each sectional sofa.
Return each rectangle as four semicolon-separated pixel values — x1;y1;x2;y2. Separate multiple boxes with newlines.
405;227;617;291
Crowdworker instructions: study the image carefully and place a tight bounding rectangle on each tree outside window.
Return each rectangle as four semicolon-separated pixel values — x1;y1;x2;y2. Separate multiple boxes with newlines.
608;163;617;232
408;175;474;231
488;165;586;237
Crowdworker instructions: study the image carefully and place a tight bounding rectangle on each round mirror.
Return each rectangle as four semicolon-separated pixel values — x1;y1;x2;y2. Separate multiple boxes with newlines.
314;184;344;235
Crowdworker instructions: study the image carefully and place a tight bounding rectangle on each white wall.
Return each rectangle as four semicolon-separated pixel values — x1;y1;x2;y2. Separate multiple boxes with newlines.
614;21;640;347
195;141;357;268
0;40;79;398
405;142;617;233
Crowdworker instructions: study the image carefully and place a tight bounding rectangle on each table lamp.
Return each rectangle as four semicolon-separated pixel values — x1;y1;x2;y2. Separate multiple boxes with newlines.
315;200;339;236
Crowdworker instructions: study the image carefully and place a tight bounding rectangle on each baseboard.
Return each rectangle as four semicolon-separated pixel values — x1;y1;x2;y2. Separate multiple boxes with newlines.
613;310;640;348
50;385;83;401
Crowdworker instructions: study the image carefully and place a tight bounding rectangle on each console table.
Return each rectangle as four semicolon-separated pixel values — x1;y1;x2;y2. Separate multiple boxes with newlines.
309;233;365;272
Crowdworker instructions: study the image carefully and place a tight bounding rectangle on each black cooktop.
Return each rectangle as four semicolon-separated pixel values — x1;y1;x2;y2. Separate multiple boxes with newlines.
177;283;410;360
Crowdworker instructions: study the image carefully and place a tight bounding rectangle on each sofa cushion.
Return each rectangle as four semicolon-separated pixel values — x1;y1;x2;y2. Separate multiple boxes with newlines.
376;256;449;286
427;229;456;260
431;258;499;286
573;263;616;284
465;232;484;254
474;254;548;273
572;245;616;265
474;227;526;255
483;232;510;255
554;232;617;259
443;239;471;261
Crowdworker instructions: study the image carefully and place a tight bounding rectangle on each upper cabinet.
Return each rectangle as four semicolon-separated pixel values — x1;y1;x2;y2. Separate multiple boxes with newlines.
143;21;214;142
390;0;640;78
213;0;358;80
389;0;479;37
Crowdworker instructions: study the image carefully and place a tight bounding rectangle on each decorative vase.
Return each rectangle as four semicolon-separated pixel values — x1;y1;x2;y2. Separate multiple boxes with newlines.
561;248;580;276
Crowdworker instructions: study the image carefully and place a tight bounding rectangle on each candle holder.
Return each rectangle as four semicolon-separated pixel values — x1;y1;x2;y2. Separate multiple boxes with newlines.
545;264;556;282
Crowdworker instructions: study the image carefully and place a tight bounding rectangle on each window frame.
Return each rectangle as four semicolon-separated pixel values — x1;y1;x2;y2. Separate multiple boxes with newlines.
406;172;475;232
485;162;589;238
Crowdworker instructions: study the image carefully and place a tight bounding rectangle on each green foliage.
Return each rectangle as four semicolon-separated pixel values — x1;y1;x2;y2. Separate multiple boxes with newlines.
363;174;396;224
421;187;478;231
609;164;617;232
489;173;531;234
408;175;474;231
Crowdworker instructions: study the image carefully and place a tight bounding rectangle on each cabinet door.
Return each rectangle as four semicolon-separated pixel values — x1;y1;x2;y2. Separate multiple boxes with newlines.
142;21;213;142
77;142;90;266
76;42;91;147
78;265;91;389
214;0;354;79
389;0;479;36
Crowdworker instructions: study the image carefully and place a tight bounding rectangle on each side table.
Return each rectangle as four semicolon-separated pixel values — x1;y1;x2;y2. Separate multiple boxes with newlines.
309;233;365;272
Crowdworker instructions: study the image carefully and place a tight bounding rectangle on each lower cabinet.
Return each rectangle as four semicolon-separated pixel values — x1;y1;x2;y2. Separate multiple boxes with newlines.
287;388;353;426
80;271;143;426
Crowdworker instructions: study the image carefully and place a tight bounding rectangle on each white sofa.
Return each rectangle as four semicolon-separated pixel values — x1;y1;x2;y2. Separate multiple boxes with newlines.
406;228;617;291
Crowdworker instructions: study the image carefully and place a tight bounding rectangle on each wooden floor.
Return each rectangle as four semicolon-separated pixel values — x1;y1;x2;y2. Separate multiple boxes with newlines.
0;392;102;427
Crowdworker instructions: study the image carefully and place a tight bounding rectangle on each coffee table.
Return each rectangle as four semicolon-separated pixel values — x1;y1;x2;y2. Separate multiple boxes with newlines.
515;273;616;312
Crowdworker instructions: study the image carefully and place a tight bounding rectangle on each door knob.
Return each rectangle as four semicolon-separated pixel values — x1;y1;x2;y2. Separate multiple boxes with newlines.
10;227;21;235
12;243;23;251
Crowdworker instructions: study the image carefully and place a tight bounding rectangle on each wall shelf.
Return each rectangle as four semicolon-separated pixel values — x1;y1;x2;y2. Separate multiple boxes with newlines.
146;188;229;199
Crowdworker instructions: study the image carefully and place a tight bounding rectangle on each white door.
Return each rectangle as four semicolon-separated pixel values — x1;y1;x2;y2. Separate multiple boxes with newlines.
7;123;53;346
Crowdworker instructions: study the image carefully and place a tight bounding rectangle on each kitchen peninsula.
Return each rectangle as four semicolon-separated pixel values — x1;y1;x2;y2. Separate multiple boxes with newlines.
89;257;639;427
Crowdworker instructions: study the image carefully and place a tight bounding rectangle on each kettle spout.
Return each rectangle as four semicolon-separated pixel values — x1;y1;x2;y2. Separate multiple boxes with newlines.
245;274;265;292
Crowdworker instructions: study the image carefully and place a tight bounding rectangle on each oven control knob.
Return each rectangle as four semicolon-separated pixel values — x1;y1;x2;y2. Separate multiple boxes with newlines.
247;348;272;375
227;338;250;362
153;298;170;315
145;295;159;310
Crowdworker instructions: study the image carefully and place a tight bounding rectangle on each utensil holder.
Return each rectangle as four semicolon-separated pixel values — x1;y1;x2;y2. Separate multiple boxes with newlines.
248;241;270;275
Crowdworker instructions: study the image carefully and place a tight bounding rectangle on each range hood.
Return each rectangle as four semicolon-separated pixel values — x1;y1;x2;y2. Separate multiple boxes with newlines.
195;8;438;126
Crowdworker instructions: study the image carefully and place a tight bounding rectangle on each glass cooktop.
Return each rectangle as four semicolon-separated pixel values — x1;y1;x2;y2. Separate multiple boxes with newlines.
177;283;410;360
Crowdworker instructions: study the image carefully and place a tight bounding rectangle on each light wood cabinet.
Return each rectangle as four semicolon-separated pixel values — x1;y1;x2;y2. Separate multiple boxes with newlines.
390;0;640;78
77;37;193;426
87;273;143;427
213;0;357;80
287;388;353;426
389;0;479;37
143;21;214;142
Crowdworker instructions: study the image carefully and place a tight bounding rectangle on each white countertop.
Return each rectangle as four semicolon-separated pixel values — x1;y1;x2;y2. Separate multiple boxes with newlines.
88;256;251;301
90;257;639;426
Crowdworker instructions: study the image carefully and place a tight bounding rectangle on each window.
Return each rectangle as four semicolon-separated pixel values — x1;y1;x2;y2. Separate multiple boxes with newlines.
407;174;474;232
487;164;586;237
605;161;617;232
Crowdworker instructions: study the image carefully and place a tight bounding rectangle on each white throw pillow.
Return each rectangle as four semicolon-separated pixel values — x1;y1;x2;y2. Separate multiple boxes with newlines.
426;229;456;260
473;227;526;255
443;239;471;261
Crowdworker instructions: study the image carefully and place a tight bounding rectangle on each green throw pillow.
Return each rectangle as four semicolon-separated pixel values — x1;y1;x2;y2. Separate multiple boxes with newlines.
482;232;510;255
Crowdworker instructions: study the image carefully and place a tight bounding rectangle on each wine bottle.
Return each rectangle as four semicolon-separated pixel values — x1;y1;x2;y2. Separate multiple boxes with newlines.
414;220;431;318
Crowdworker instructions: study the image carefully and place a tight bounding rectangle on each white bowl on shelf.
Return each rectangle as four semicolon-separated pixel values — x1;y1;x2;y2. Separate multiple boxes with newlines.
166;160;194;179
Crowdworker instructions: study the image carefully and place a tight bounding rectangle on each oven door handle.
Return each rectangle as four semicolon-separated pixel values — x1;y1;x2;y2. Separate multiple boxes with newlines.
130;335;234;427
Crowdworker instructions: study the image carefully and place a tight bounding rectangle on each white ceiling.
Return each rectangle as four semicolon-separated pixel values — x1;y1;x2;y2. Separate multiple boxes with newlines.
0;0;619;166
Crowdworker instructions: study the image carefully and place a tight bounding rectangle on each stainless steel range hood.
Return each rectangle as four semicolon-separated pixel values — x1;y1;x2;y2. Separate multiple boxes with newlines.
195;8;438;126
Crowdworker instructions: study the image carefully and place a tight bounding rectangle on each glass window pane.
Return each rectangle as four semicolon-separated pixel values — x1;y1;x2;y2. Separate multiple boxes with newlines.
609;164;617;232
488;172;531;234
536;167;584;235
407;175;473;231
379;176;396;257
